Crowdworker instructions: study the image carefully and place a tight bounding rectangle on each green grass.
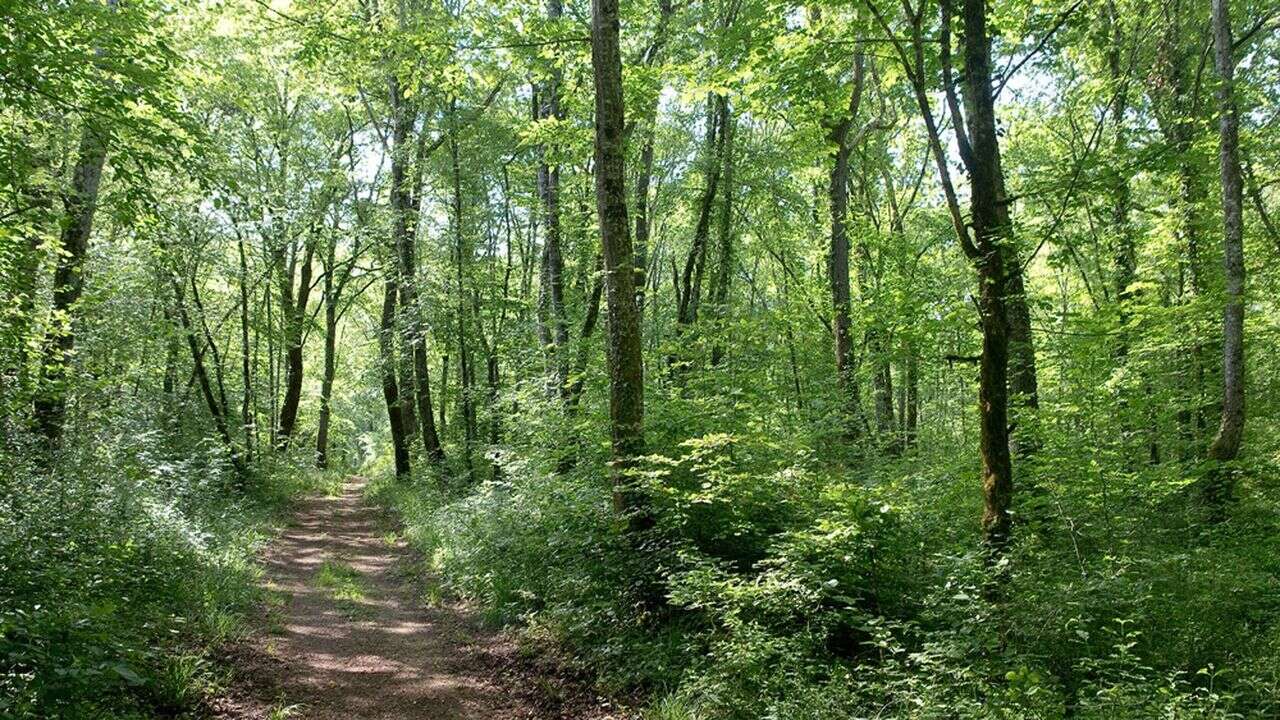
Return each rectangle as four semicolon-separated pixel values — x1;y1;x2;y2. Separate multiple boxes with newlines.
313;560;372;618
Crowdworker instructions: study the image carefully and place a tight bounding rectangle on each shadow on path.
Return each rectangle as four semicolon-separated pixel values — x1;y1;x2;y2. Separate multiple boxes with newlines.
212;477;537;719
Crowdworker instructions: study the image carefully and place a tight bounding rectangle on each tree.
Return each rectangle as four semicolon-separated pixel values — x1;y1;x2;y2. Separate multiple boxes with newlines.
1205;0;1246;508
590;0;648;528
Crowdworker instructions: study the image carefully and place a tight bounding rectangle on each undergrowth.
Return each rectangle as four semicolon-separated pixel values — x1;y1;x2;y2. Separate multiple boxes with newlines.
0;430;328;719
368;394;1280;720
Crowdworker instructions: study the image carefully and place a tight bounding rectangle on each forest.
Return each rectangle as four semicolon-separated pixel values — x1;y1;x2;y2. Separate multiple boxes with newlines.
2;0;1280;717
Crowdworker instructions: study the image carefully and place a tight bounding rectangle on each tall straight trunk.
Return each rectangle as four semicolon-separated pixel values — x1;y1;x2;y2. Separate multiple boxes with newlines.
634;136;656;314
275;238;313;450
873;347;896;449
827;51;869;443
389;75;444;465
1205;0;1245;507
439;353;448;436
631;0;675;318
709;107;737;367
33;125;107;448
449;114;476;476
536;0;570;398
1005;268;1039;457
591;0;648;529
380;278;411;478
960;0;1016;554
904;351;919;450
676;95;727;330
237;234;255;466
266;284;278;448
316;249;337;469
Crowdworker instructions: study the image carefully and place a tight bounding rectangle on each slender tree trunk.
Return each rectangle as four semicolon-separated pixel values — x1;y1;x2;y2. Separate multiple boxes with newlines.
676;96;727;334
380;278;411;478
275;238;313;450
1205;0;1245;508
33;125;107;448
439;353;448;437
316;251;337;469
591;0;648;530
237;234;255;466
634;136;656;315
266;284;278;448
450;114;476;477
171;278;246;480
872;345;896;451
389;75;444;465
905;351;919;450
709;107;737;367
536;0;570;399
961;0;1016;556
827;52;869;443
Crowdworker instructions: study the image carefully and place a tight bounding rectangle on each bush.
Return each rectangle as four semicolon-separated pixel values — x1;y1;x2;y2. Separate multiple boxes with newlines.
0;429;314;719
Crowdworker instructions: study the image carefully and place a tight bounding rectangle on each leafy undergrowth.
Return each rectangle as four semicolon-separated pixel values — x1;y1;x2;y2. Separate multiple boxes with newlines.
369;407;1280;720
0;432;333;719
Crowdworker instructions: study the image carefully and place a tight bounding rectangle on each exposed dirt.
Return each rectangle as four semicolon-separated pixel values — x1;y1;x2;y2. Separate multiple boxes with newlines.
210;477;626;720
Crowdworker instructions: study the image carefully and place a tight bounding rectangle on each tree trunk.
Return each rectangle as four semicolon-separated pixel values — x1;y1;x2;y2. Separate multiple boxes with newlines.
827;52;869;443
33;125;107;448
536;0;570;398
591;0;648;530
872;345;896;451
676;95;727;333
905;351;919;450
275;237;313;450
634;135;656;315
316;250;337;469
439;353;448;436
266;284;278;448
450;113;476;477
390;75;444;465
237;233;255;466
709;106;737;367
960;0;1016;555
171;277;246;480
379;278;412;478
1205;0;1245;508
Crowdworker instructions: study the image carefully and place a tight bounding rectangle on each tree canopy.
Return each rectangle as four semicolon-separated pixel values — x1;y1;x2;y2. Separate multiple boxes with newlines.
3;0;1280;717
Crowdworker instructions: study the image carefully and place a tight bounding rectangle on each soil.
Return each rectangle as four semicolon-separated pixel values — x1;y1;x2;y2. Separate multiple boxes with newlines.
208;477;627;720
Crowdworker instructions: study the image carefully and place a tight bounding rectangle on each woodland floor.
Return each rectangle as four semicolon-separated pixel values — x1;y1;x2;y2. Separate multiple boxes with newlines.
209;477;623;720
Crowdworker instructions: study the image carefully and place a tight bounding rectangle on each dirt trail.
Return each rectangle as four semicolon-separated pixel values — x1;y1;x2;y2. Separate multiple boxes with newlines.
213;477;604;720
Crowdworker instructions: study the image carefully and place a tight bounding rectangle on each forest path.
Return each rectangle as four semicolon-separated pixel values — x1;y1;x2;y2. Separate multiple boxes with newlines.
212;477;588;720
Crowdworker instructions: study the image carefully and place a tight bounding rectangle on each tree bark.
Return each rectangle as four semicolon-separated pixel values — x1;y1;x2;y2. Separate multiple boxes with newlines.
379;278;412;478
709;106;737;367
536;0;570;399
390;74;444;465
827;51;869;443
33;125;107;448
316;238;338;469
274;236;313;450
676;95;728;333
591;0;649;529
450;109;476;477
960;0;1016;555
171;276;246;480
1205;0;1245;507
237;231;255;466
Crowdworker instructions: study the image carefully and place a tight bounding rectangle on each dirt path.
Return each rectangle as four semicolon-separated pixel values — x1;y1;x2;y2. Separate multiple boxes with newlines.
212;478;606;720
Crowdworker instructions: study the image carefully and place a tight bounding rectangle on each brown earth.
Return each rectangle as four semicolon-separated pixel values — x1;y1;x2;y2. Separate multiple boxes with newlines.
209;477;627;720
